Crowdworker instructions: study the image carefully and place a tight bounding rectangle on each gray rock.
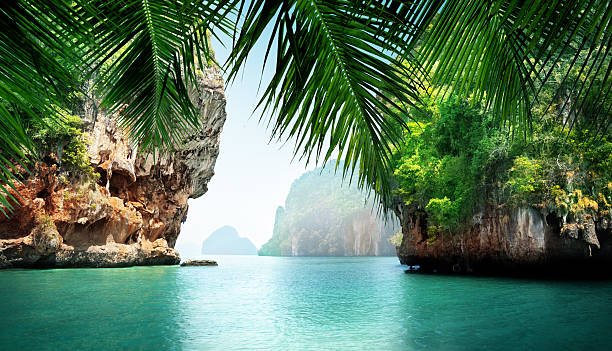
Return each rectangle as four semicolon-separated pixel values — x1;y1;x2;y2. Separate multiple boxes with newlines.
31;218;62;255
180;259;218;266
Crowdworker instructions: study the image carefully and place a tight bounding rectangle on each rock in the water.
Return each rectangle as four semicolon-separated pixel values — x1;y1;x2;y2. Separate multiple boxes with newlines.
395;205;612;276
180;259;218;266
258;165;399;256
0;67;227;269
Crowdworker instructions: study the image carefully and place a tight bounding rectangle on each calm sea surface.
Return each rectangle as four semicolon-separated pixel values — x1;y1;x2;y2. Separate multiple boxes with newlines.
1;256;611;350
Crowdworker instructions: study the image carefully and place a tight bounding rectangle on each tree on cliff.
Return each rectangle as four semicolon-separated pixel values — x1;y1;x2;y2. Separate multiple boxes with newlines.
1;0;610;212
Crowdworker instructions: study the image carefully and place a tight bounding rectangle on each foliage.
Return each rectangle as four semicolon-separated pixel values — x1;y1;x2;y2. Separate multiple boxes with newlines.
0;0;610;214
392;96;507;230
392;93;612;232
418;0;612;132
81;0;233;153
389;231;403;247
425;197;456;231
390;24;612;231
504;157;543;206
27;108;95;177
230;0;442;206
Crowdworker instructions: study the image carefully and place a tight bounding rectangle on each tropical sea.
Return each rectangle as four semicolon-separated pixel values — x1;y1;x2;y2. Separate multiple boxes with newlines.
1;256;611;350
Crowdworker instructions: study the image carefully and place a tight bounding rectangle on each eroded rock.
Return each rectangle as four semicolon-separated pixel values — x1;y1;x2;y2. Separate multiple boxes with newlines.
0;67;226;268
31;217;62;255
395;205;612;276
180;259;218;266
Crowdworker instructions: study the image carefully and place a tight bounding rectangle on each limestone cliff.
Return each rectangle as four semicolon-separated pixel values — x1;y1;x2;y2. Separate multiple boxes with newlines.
388;86;611;276
395;205;612;276
259;165;398;256
0;68;226;268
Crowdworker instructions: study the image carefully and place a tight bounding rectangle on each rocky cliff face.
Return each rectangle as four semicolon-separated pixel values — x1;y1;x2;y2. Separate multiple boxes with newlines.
395;205;612;276
342;208;397;256
259;165;399;257
282;208;398;256
0;68;226;268
264;206;397;257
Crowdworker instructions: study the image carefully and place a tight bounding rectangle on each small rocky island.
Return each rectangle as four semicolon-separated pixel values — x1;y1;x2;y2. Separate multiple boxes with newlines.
201;226;257;255
390;94;611;276
180;259;218;266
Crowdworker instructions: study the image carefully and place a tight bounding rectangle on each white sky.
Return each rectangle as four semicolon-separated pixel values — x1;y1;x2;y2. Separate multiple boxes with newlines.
175;30;315;258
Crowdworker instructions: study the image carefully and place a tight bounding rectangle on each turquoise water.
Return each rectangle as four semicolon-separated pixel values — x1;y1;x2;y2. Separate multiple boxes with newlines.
1;256;611;350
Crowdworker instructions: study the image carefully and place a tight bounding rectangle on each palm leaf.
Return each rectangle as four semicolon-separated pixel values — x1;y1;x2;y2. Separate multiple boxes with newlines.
419;0;612;135
228;0;441;208
1;0;610;215
0;0;80;214
75;0;237;153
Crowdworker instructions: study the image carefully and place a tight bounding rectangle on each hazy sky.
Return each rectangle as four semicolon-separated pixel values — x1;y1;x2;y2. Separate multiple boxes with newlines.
175;28;314;257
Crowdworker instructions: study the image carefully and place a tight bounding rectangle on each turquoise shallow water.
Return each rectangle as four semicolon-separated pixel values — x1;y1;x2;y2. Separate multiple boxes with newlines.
1;256;612;350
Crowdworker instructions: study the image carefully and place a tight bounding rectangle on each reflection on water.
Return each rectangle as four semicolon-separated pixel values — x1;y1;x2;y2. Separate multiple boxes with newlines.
1;256;611;350
397;274;612;350
0;266;186;350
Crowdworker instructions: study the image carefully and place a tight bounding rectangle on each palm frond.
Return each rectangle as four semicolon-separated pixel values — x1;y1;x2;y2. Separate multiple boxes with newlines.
228;0;441;208
1;0;610;215
419;0;612;135
0;0;80;214
76;0;237;153
0;0;237;212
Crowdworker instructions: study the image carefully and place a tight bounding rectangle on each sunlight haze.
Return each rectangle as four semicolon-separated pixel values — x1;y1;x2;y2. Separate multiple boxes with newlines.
175;32;313;257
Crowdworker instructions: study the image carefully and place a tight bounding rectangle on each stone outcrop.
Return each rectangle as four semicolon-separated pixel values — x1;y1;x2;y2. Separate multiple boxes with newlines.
342;208;397;256
0;67;226;268
180;259;218;267
280;209;398;256
259;164;399;257
261;205;398;257
395;205;612;276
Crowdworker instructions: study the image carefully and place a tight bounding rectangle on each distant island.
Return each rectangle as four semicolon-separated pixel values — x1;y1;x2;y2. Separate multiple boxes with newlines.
259;165;398;257
201;226;257;255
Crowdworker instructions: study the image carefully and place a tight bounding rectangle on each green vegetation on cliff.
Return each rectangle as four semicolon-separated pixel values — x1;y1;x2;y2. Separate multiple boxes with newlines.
27;107;94;177
391;86;611;237
1;98;96;178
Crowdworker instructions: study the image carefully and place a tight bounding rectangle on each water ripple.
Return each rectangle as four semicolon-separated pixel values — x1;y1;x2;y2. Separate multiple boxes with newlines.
1;256;611;350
